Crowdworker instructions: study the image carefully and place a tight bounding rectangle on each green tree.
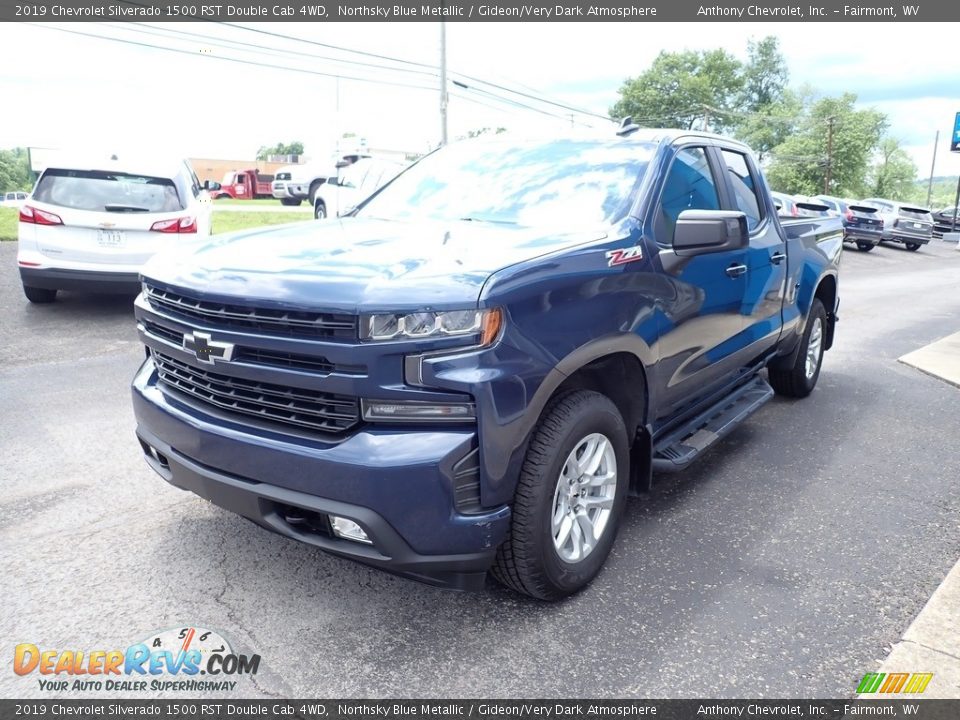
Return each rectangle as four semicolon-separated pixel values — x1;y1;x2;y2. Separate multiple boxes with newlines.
765;93;887;196
732;88;806;162
869;137;918;199
610;48;743;131
730;38;797;161
740;36;789;111
256;141;305;160
0;148;33;191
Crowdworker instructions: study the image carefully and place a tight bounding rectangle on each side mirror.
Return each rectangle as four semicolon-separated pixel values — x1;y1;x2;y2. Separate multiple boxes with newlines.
204;180;221;192
673;210;748;257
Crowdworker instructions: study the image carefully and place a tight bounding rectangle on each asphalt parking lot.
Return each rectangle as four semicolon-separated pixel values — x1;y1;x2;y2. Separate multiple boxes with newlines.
1;238;959;699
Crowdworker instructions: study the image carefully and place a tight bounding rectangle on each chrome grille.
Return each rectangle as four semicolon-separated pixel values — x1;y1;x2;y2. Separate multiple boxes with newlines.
144;284;357;339
152;351;360;434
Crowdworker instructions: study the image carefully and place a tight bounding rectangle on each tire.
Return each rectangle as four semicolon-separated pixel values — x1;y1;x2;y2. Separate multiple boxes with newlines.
314;201;327;220
23;285;57;303
769;298;826;398
856;242;874;252
905;243;921;252
280;198;302;207
492;390;630;601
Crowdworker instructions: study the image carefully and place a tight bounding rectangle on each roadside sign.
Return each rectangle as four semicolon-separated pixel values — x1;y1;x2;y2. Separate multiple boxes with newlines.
953;112;960;152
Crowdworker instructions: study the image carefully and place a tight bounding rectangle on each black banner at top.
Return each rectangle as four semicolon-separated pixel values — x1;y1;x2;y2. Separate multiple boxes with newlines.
1;0;957;22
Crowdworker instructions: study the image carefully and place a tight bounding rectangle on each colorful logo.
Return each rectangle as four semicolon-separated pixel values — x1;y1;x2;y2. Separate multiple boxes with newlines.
857;672;933;694
13;626;260;693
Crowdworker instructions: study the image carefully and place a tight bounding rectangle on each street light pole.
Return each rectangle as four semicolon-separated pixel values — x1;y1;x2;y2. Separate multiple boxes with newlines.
440;21;448;146
926;130;939;209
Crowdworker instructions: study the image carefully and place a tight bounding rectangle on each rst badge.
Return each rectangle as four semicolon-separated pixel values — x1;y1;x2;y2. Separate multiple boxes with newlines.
606;246;644;267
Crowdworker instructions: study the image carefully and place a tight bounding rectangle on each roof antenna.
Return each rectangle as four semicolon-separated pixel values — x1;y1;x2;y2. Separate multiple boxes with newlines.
617;116;640;137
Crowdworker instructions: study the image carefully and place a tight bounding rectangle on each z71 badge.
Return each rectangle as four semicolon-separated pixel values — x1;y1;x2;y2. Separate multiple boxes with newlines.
606;246;644;266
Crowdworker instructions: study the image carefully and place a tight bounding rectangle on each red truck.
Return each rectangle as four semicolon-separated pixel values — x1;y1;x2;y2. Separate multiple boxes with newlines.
210;169;274;200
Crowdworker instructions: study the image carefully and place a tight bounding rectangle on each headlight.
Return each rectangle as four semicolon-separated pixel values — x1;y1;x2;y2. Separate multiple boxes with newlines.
362;308;502;346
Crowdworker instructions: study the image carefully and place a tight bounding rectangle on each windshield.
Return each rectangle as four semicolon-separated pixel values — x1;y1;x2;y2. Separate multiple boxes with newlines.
33;168;184;213
358;138;654;227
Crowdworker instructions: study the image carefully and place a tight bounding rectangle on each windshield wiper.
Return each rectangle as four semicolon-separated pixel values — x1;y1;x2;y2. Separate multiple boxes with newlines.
103;204;151;213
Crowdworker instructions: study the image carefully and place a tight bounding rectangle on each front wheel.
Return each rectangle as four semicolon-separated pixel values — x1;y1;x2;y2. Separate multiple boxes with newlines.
280;198;302;207
905;243;921;251
856;242;874;252
492;390;629;601
769;298;826;398
314;202;327;220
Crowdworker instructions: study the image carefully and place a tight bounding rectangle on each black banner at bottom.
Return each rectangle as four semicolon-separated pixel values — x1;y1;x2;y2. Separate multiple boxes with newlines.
2;700;960;720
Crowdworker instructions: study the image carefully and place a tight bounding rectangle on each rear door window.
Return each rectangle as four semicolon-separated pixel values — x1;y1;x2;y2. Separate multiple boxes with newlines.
33;169;184;212
720;149;763;230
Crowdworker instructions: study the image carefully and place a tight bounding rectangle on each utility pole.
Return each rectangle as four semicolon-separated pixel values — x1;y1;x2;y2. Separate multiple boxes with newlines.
439;21;448;146
702;105;711;133
926;130;939;208
824;116;835;194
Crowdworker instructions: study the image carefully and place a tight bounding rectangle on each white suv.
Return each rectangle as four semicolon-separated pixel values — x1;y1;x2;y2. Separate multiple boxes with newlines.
17;156;213;303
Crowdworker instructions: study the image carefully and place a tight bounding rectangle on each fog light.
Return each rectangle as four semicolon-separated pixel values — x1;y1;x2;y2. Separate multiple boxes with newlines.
330;516;372;544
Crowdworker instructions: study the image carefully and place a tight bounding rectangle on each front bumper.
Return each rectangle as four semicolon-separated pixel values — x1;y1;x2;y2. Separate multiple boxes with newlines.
271;181;299;200
19;266;140;294
132;358;510;590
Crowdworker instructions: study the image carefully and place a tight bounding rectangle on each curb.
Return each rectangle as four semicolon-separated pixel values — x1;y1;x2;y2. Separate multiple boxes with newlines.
859;557;960;698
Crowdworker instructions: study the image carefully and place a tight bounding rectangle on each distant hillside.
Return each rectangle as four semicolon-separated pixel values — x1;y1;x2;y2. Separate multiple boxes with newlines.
910;177;959;208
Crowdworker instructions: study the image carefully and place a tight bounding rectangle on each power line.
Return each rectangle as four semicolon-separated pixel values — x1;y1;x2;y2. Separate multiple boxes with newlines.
217;21;610;123
125;22;439;80
25;23;439;92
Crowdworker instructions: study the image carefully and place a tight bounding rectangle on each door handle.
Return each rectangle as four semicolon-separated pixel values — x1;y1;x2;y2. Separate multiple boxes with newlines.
770;251;787;265
725;263;747;278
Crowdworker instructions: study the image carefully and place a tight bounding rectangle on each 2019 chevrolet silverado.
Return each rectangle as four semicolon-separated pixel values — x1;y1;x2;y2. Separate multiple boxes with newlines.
132;126;841;600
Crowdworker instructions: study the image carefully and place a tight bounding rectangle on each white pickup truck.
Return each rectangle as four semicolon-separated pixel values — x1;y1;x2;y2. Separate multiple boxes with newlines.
271;162;333;206
311;157;407;219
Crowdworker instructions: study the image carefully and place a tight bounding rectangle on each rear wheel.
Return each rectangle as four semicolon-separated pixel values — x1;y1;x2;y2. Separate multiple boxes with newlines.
856;242;874;252
905;243;921;251
769;298;826;398
280;198;302;207
492;390;629;600
23;285;57;304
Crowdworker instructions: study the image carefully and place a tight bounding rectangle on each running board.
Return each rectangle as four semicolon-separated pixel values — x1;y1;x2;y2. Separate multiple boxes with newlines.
652;375;774;473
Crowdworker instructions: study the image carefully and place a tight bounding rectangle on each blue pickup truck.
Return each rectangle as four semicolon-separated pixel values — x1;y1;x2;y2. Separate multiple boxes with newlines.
132;125;842;600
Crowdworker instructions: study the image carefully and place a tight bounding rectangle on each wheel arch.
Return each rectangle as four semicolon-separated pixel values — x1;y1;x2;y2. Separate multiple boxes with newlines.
813;273;838;350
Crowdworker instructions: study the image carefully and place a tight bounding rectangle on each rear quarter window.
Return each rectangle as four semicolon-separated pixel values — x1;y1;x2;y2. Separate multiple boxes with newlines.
33;169;184;212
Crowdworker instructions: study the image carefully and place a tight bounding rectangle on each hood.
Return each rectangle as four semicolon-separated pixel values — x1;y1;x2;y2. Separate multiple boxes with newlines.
142;217;605;312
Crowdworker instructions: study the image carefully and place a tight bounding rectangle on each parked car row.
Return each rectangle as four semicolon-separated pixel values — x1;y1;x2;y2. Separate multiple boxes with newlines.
771;191;936;252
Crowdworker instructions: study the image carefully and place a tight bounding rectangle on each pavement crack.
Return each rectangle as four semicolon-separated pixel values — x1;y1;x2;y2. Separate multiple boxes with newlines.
901;639;960;663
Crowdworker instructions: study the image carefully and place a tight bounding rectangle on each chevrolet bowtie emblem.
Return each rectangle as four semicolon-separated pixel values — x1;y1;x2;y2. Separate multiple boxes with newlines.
183;331;235;364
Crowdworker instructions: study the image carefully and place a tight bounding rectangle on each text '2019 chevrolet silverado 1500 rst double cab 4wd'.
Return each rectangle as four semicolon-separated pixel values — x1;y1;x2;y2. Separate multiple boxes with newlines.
132;124;841;600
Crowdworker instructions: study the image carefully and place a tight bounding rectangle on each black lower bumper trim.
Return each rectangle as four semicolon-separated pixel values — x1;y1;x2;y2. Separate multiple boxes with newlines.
135;426;495;591
19;266;140;294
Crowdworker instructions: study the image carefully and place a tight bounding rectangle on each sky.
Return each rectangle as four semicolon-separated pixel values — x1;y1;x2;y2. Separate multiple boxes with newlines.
0;21;958;181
